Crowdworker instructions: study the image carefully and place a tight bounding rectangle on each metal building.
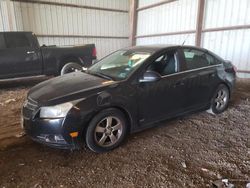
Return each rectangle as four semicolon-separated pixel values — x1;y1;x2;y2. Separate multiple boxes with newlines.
132;0;250;78
0;0;130;58
1;0;250;77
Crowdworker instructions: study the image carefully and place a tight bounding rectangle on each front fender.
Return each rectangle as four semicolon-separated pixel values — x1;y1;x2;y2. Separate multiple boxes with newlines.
67;88;138;135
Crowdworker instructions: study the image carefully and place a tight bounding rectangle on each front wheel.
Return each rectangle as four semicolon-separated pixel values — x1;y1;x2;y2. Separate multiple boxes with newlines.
210;84;230;114
85;108;128;153
60;62;83;75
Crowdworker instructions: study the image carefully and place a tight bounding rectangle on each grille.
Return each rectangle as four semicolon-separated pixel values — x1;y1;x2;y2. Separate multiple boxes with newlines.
26;100;37;111
27;97;38;108
23;97;39;119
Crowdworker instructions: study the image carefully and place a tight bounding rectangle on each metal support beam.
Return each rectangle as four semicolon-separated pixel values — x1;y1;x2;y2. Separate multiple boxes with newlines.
11;0;128;13
137;0;177;12
202;24;250;33
129;0;138;46
36;34;128;39
237;70;250;74
136;30;196;38
195;0;205;47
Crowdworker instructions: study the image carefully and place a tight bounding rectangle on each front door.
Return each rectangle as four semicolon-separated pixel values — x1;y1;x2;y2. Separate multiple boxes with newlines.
0;32;41;79
136;49;188;126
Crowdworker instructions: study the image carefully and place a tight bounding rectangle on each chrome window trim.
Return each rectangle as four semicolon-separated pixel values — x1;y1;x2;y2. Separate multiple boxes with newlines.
161;64;223;78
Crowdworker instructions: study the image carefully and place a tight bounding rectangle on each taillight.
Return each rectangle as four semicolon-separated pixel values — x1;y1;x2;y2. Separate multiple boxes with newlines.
92;48;97;57
225;65;237;74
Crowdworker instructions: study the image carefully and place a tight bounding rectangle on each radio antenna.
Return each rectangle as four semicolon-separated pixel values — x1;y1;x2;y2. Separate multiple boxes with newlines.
182;34;190;46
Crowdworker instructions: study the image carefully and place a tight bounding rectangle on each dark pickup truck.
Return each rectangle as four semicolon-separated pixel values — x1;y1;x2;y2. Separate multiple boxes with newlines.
0;32;96;79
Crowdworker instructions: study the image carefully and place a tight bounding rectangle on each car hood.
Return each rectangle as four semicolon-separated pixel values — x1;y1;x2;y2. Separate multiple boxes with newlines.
28;72;116;105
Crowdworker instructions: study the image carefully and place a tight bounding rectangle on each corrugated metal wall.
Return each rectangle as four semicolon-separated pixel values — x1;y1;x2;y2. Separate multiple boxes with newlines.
1;0;250;77
138;0;164;7
137;0;250;78
0;1;8;31
202;0;250;78
41;0;129;10
0;0;130;59
0;0;17;31
137;0;198;45
136;34;196;46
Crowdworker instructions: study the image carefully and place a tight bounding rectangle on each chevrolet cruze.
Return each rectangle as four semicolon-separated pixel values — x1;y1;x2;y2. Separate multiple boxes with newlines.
22;45;236;153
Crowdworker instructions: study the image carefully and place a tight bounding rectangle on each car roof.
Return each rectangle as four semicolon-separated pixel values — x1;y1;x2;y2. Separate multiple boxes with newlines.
123;45;208;53
0;31;33;34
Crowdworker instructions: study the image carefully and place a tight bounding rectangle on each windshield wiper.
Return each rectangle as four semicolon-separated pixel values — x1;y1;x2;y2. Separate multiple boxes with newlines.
88;71;113;80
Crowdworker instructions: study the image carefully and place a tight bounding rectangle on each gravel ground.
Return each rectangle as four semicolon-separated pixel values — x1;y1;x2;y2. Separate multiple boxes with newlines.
0;78;249;187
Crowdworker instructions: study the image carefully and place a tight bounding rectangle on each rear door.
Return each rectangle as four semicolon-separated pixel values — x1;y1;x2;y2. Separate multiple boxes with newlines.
179;47;222;109
0;32;42;79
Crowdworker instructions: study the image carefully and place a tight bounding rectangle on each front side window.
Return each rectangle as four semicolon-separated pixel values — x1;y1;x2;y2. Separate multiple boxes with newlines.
88;50;151;81
183;48;218;70
5;33;31;48
147;50;178;76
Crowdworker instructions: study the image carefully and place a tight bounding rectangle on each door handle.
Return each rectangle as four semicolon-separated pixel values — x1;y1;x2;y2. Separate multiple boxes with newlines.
27;51;35;54
209;73;215;77
174;80;185;87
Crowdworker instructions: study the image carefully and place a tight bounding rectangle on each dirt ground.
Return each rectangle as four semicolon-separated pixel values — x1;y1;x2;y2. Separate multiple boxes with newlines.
0;77;249;188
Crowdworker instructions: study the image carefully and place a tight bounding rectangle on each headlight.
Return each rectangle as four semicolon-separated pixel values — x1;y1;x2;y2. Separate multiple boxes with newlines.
39;102;73;119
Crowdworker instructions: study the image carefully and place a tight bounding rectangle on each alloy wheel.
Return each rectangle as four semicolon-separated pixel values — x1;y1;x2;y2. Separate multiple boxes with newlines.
94;116;123;147
214;88;228;111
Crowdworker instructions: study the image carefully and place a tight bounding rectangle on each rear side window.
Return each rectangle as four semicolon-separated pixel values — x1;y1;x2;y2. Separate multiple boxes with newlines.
183;48;219;70
4;33;31;48
205;53;221;65
0;34;6;49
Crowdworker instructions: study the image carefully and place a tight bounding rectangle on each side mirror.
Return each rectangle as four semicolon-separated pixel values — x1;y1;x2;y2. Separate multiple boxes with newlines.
139;71;161;83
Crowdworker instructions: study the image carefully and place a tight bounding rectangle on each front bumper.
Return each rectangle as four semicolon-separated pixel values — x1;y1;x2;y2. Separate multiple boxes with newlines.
23;118;80;149
22;101;83;150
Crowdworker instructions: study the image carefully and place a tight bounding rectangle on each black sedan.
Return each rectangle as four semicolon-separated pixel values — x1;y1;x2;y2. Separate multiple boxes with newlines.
22;45;236;153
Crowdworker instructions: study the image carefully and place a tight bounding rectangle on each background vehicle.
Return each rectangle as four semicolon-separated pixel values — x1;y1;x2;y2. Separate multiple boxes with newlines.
0;32;96;79
22;45;236;153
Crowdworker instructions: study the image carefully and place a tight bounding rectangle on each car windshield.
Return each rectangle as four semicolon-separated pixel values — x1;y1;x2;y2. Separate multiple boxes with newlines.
87;50;151;81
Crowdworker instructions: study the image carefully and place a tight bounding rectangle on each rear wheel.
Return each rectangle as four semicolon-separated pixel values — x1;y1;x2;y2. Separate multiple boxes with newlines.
85;108;128;153
60;62;83;75
209;84;230;114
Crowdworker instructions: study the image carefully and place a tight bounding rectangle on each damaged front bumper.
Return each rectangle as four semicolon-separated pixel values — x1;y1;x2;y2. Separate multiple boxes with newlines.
23;117;81;149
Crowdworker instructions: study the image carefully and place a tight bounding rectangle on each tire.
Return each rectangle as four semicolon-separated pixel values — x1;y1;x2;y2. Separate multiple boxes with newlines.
60;62;83;75
85;108;128;153
210;84;230;114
